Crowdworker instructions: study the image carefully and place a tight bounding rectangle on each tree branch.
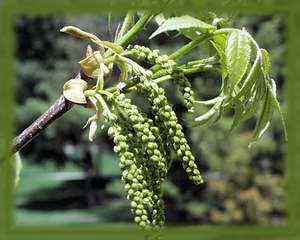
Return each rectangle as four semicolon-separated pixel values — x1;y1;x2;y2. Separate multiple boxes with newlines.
0;70;91;164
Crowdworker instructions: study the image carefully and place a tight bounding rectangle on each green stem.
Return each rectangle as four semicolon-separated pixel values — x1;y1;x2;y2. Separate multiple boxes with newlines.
95;64;104;92
169;32;215;61
183;65;222;75
104;27;225;95
102;55;117;65
95;93;113;120
115;10;154;47
113;102;130;121
153;65;222;84
103;11;154;60
152;59;221;79
153;75;172;84
104;77;140;93
150;32;215;74
104;61;222;95
180;56;218;68
117;10;135;42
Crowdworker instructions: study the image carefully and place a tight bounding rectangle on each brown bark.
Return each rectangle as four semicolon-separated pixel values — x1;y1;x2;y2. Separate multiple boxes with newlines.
1;70;91;163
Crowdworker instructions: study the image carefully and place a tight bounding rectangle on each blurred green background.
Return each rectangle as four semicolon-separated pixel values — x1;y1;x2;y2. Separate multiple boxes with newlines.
13;12;287;228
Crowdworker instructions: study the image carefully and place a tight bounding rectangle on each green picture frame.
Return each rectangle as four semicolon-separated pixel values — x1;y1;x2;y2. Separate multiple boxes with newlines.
1;0;299;239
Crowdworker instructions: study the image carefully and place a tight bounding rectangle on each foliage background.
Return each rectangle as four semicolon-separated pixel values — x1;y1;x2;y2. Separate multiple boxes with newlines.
13;12;287;227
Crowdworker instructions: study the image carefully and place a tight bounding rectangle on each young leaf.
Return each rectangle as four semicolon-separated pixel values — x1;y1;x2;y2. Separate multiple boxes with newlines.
249;88;275;148
210;40;228;79
213;34;227;51
210;101;225;126
191;109;216;127
226;30;251;87
261;48;271;76
154;12;167;26
239;79;266;122
269;77;277;97
267;79;288;141
229;98;245;132
191;101;222;127
233;55;262;101
175;28;201;40
149;15;216;39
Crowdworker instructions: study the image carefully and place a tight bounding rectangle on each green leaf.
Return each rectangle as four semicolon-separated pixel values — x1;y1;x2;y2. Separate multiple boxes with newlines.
175;28;200;40
267;79;288;141
211;40;228;79
213;34;227;51
233;55;262;101
249;88;275;148
239;81;265;122
210;102;225;126
154;12;167;26
269;78;277;96
150;15;216;39
261;48;271;76
226;30;251;87
229;98;245;132
191;101;222;127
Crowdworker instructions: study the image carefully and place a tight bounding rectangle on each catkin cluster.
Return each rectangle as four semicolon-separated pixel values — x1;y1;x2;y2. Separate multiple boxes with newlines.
127;44;195;113
104;46;203;231
140;74;203;185
107;92;167;230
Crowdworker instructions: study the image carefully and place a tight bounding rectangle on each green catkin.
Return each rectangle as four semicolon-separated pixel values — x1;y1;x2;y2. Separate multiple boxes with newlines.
140;74;203;185
107;46;202;233
108;116;152;230
127;44;195;113
127;44;160;64
110;92;168;230
171;67;195;113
